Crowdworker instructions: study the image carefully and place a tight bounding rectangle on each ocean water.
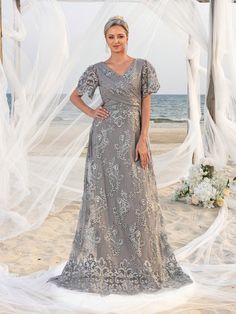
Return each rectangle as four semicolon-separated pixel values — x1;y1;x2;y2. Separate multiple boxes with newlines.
53;94;205;127
151;94;205;124
7;94;205;127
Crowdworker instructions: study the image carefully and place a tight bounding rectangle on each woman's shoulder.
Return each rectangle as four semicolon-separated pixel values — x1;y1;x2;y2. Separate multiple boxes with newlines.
89;61;105;73
137;58;155;66
82;63;99;76
136;58;156;71
92;61;104;68
138;59;157;74
85;63;98;70
137;58;146;63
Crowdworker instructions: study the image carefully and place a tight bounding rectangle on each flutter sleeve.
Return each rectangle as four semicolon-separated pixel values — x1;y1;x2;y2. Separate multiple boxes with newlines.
141;59;160;98
76;64;99;99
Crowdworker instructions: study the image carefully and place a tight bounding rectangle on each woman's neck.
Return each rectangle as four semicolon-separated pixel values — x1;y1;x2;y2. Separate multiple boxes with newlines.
106;53;132;64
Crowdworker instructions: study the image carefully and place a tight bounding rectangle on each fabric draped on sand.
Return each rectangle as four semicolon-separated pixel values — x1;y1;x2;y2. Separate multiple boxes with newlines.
47;58;193;294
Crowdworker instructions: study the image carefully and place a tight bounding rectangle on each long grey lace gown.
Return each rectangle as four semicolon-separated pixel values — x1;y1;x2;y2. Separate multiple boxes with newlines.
47;58;193;295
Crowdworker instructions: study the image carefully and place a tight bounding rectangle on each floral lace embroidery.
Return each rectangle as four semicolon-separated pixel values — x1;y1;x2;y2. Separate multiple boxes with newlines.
89;187;107;225
141;59;160;98
95;127;112;159
105;225;124;256
47;58;193;295
113;190;130;223
105;157;124;196
114;130;131;164
128;223;144;257
76;64;99;99
47;253;192;295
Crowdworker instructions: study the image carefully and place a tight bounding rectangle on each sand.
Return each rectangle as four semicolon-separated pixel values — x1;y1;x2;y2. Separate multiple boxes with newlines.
0;123;235;313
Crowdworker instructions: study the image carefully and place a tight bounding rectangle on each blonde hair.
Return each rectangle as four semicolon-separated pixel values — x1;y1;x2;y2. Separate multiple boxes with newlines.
104;16;129;36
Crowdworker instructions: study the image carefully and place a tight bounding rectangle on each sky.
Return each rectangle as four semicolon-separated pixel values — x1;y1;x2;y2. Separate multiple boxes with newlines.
60;1;210;94
4;1;236;94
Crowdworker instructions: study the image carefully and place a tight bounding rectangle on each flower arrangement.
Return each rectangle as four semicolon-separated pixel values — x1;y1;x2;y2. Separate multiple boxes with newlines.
174;158;236;208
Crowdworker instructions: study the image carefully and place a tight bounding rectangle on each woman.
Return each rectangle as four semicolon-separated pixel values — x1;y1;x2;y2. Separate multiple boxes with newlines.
47;15;193;295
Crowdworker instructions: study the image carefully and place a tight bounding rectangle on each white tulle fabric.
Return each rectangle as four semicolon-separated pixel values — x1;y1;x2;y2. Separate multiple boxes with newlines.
0;0;236;313
203;0;236;167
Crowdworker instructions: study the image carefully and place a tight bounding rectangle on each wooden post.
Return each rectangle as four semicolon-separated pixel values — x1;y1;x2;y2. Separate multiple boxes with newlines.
11;0;21;119
197;1;217;123
206;0;216;122
187;35;196;164
16;0;21;11
0;0;2;63
14;0;21;76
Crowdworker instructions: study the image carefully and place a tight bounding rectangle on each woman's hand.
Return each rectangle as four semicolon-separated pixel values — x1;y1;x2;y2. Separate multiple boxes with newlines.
89;105;110;119
135;137;150;170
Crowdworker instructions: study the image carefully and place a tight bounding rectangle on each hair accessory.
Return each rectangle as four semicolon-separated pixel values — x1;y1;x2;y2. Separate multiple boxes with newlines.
104;16;129;35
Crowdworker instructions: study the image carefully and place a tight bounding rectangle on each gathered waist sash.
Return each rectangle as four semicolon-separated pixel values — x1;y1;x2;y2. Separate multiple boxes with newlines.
102;99;141;111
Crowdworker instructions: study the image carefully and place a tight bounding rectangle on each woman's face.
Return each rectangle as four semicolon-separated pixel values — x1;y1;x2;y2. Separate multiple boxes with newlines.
105;25;128;53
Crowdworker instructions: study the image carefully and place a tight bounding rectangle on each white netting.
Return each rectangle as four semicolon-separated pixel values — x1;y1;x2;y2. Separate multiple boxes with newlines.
0;0;236;312
1;0;209;240
203;0;236;167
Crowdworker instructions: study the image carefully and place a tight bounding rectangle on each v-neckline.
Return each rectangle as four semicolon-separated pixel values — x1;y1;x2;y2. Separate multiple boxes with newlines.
102;58;137;77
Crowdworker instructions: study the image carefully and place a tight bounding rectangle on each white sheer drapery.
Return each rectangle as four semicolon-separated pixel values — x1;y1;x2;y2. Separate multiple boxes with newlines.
0;0;210;239
0;0;236;312
204;0;236;167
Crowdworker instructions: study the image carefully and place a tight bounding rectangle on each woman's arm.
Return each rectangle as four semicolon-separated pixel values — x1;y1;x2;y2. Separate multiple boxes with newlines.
140;94;151;140
70;90;94;117
70;90;109;119
135;94;151;169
